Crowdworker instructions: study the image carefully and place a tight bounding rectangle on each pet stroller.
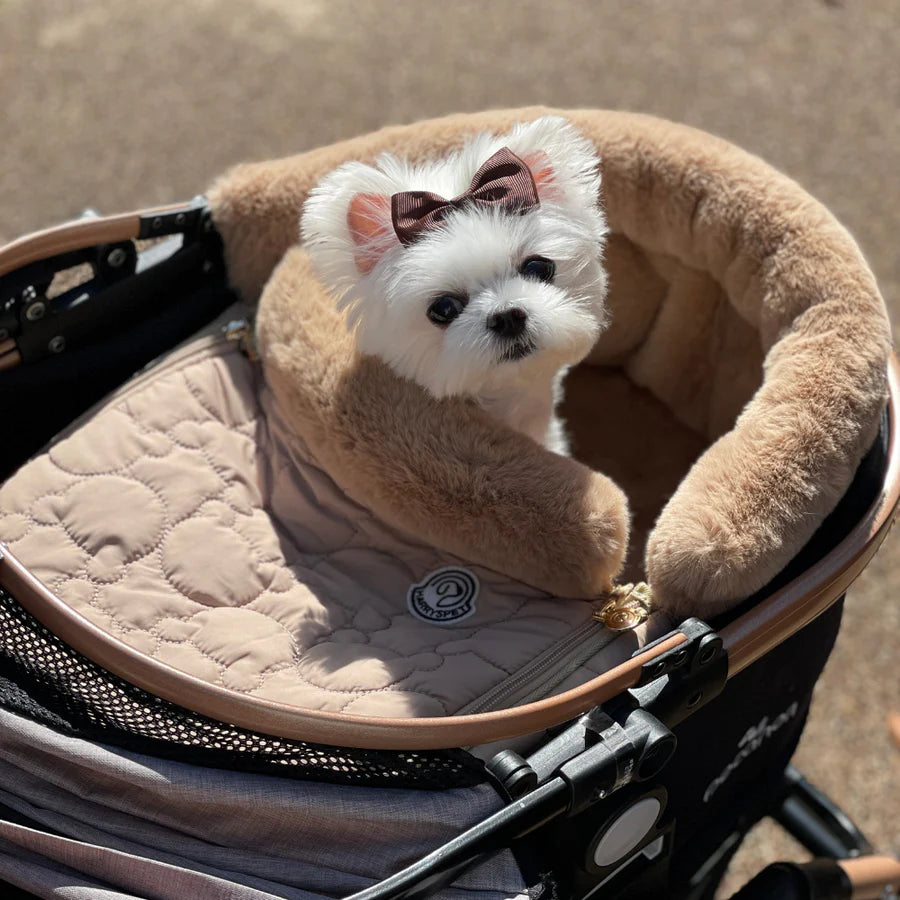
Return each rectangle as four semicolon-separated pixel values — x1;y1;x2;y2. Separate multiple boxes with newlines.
0;109;897;900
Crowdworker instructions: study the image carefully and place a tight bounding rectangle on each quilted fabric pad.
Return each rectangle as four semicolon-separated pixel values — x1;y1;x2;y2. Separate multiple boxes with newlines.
0;308;648;719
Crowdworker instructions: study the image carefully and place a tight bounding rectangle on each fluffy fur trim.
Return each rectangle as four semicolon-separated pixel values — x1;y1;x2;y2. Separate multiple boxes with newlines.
210;108;890;615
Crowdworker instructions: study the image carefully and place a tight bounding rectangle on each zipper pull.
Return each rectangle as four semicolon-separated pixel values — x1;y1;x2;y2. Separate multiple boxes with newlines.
593;582;652;631
222;318;258;361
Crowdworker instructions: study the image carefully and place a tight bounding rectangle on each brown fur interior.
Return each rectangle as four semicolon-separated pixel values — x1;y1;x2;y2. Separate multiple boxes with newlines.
209;108;891;617
561;366;707;583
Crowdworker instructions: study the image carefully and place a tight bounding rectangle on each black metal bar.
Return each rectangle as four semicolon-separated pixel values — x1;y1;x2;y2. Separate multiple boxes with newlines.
774;766;874;859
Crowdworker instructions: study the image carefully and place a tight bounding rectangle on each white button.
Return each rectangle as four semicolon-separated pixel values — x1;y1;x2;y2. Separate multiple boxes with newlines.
592;797;662;867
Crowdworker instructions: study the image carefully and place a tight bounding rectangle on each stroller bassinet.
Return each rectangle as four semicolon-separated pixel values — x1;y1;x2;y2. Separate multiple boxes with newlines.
0;109;897;900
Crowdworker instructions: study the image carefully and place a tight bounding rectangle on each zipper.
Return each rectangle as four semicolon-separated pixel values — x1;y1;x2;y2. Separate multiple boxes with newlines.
459;583;655;716
460;615;616;716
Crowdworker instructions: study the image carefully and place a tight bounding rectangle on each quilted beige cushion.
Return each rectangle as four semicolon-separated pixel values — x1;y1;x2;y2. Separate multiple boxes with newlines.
0;308;657;719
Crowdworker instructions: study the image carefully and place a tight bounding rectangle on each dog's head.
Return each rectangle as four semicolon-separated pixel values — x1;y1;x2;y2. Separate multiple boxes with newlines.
301;116;609;398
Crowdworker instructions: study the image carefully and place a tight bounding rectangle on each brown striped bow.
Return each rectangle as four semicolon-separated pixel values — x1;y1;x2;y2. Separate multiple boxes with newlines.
390;147;540;246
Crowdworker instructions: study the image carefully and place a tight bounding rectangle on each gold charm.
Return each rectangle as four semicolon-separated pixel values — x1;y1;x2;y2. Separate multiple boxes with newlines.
593;582;652;631
223;319;259;361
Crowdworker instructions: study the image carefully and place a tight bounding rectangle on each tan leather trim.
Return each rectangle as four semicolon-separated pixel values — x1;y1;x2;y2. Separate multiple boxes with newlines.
722;353;900;675
838;855;900;900
0;204;187;280
0;549;685;749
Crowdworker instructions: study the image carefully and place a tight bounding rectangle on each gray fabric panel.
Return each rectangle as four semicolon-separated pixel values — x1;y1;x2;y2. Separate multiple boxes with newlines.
0;825;289;899
0;840;142;900
0;797;322;900
0;708;528;899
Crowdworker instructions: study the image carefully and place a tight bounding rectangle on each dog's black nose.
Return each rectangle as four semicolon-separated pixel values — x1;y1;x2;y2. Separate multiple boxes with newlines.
487;308;528;339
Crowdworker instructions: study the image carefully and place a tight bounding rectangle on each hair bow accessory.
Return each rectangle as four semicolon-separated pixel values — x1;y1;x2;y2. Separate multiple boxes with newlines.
391;147;539;246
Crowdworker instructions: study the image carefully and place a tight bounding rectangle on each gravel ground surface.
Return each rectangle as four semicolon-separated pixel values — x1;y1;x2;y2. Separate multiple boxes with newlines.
1;2;897;896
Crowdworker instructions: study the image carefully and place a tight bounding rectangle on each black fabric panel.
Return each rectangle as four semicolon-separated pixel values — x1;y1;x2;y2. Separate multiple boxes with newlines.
665;599;844;892
1;270;235;481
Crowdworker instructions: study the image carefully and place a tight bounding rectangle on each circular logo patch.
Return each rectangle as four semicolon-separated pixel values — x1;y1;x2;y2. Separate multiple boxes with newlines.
407;567;479;625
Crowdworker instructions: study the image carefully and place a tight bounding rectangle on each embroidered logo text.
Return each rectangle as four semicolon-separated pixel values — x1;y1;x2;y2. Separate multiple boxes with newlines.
408;567;479;625
703;701;799;803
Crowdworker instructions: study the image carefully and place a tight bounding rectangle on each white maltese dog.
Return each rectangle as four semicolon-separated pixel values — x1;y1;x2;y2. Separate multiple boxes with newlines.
300;116;609;455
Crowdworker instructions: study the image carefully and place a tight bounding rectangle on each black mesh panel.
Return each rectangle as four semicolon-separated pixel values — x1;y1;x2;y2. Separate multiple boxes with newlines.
0;588;486;790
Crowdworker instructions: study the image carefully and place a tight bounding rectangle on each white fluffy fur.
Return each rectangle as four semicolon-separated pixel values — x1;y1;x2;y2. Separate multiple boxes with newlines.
300;116;609;454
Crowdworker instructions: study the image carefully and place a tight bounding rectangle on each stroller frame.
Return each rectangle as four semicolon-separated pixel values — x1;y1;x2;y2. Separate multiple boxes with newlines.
0;203;898;900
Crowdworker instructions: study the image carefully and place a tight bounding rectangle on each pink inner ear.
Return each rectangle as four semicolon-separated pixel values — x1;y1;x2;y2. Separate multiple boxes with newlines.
347;193;392;274
522;151;562;202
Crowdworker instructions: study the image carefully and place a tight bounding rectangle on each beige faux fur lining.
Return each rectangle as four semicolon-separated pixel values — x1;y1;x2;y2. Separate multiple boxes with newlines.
210;108;890;616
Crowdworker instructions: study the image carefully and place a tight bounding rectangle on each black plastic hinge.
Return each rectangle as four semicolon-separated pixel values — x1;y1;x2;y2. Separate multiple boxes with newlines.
487;749;539;800
3;197;224;366
629;618;728;728
634;618;722;686
137;197;211;240
558;706;677;816
552;618;726;814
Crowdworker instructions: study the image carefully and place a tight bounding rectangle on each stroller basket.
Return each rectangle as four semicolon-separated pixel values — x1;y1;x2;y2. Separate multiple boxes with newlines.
0;109;898;900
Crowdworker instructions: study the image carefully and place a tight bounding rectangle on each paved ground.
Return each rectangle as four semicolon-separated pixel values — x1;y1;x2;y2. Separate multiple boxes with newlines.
1;1;897;895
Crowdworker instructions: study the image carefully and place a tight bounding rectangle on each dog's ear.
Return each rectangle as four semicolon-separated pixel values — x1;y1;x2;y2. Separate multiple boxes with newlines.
347;193;394;274
301;160;400;286
506;116;603;213
521;150;564;203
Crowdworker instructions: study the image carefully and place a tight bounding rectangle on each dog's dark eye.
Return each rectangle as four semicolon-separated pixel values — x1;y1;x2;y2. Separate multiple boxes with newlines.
427;294;466;326
519;256;556;283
